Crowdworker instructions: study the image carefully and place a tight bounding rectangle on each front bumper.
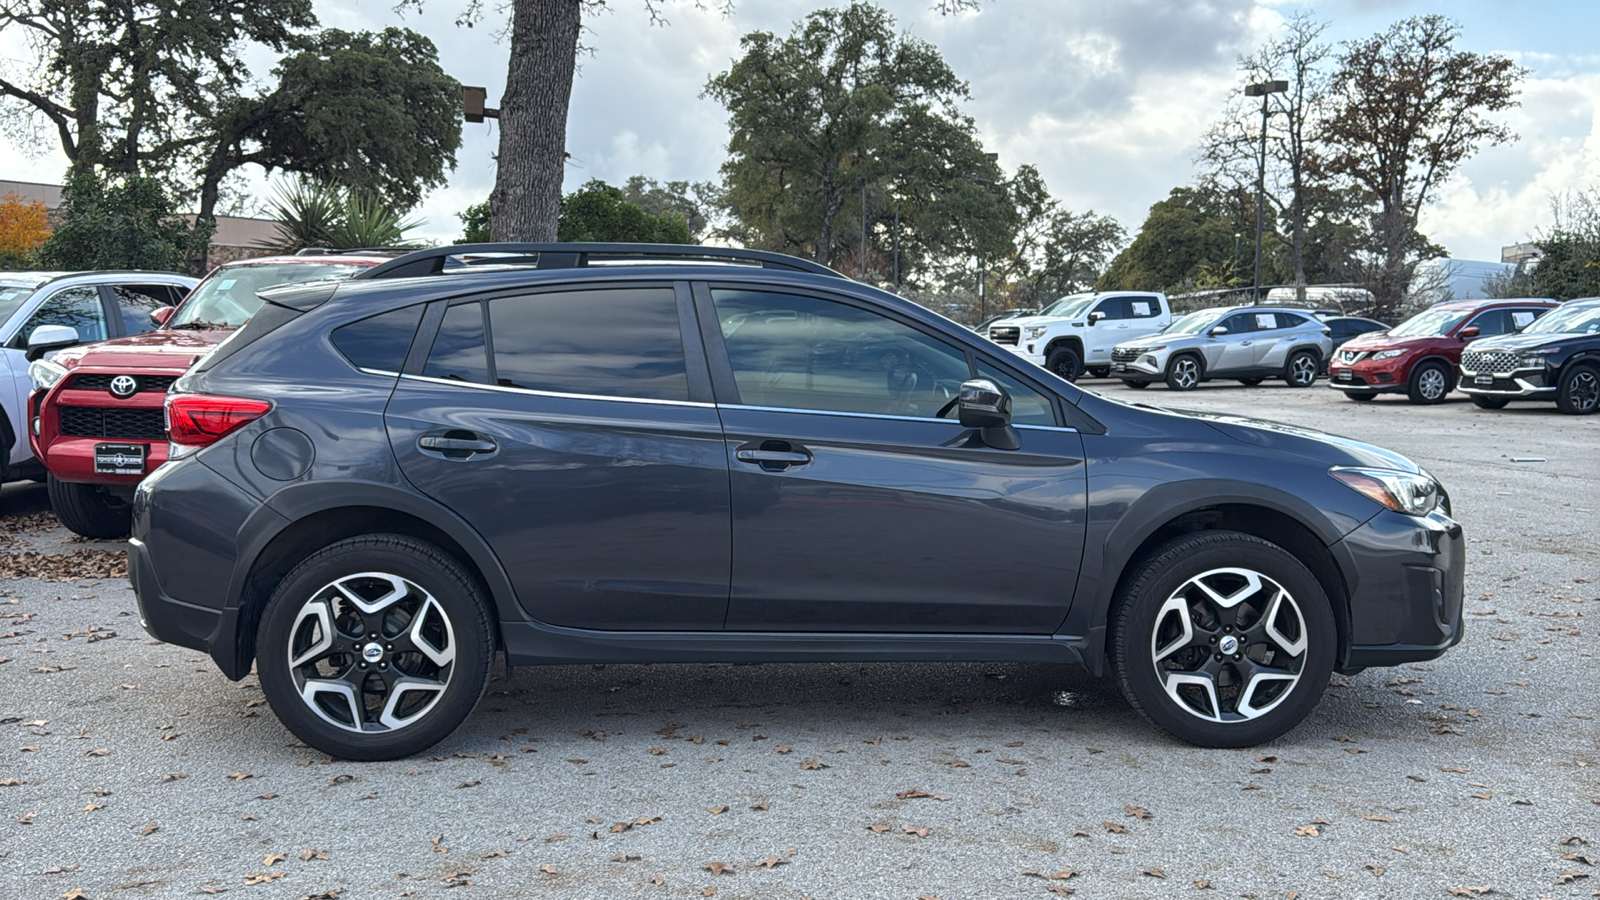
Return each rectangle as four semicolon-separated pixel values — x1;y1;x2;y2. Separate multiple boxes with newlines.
1457;365;1554;398
1334;506;1465;670
1327;361;1406;393
1111;353;1164;378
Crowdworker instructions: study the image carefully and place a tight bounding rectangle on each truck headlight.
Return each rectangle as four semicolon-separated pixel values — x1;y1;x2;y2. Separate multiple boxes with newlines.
1025;326;1049;340
28;358;68;392
1330;466;1441;516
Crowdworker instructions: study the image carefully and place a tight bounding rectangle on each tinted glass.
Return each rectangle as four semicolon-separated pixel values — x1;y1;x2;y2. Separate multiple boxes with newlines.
1093;297;1129;319
109;284;176;336
713;289;972;419
974;360;1058;427
170;263;364;330
1466;309;1512;336
1219;313;1259;335
1277;313;1311;330
423;301;490;384
332;305;424;372
9;286;106;349
490;288;688;401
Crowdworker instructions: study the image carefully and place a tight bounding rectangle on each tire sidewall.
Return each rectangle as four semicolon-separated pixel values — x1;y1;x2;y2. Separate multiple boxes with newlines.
1558;364;1600;415
257;536;494;761
1113;532;1336;748
1048;346;1083;382
1285;351;1318;387
1408;361;1452;404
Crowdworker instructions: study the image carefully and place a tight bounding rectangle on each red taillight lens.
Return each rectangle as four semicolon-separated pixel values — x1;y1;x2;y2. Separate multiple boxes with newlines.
165;394;272;447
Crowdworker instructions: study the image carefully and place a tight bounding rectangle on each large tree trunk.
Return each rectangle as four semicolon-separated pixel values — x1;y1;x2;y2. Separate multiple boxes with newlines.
490;0;582;242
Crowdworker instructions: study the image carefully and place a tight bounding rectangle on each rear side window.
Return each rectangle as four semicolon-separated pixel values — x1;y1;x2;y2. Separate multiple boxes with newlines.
489;288;688;401
423;301;491;384
331;305;424;372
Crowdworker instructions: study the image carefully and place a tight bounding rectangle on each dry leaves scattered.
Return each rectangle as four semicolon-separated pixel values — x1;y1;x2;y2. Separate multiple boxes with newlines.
0;549;127;581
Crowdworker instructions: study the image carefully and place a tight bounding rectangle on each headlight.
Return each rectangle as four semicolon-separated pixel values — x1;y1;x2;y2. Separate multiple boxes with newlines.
1330;466;1441;516
1371;349;1404;360
1138;345;1165;353
28;358;68;392
1518;348;1560;366
1025;326;1049;340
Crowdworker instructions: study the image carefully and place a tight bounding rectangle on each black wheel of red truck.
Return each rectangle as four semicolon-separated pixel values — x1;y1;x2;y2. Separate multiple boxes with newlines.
47;475;132;539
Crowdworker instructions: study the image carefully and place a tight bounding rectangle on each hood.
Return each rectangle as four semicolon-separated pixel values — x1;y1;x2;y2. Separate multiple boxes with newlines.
1117;331;1188;349
53;329;228;371
999;313;1078;328
1147;404;1421;472
1338;332;1432;352
1467;331;1577;352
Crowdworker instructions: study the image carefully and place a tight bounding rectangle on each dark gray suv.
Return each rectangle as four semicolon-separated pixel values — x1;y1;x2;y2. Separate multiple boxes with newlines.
130;244;1464;759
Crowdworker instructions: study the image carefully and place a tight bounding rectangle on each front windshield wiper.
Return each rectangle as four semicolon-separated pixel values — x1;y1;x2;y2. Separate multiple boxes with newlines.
169;320;230;331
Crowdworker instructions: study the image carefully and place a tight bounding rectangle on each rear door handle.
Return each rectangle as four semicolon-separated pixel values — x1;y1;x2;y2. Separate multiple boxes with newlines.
735;440;812;471
419;430;498;459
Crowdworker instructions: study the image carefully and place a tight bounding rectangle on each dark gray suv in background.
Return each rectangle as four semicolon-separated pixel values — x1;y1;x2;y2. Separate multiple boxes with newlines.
130;244;1464;759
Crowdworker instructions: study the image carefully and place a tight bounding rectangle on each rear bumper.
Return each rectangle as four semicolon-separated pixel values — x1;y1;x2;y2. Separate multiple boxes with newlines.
1334;506;1465;670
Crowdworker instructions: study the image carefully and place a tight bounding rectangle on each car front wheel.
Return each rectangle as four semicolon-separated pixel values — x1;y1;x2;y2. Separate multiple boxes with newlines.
1406;360;1453;404
1112;531;1335;747
1556;364;1600;415
256;534;495;760
1470;395;1509;410
1164;355;1202;391
1047;346;1083;382
47;476;132;539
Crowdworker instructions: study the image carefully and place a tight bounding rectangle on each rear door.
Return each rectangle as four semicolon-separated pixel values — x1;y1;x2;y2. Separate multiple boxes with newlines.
701;284;1088;634
384;282;732;631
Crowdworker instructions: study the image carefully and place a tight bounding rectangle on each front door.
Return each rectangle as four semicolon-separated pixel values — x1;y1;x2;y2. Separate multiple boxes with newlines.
701;286;1088;634
385;284;732;631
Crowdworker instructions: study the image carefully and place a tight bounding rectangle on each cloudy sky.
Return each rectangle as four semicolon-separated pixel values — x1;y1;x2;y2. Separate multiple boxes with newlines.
4;0;1598;263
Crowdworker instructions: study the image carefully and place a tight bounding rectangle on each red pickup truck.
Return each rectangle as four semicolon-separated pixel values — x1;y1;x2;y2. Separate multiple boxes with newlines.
29;253;389;536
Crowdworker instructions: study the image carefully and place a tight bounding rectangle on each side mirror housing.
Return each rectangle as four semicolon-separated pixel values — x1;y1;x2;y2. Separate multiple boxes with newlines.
151;306;176;327
957;378;1020;450
1209;326;1229;336
1457;326;1480;340
26;324;81;362
1087;311;1105;326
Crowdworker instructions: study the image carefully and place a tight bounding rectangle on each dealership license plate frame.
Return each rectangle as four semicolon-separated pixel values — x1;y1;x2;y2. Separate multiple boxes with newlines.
93;442;147;476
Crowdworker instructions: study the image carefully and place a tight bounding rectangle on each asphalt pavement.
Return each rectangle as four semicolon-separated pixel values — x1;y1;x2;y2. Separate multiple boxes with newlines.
2;382;1597;900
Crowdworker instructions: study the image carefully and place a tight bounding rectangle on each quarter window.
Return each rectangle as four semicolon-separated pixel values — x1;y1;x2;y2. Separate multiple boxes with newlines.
489;288;688;401
712;289;972;419
333;305;424;372
423;301;490;384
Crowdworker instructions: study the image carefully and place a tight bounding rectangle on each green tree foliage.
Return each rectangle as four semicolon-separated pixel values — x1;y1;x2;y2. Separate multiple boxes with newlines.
1097;187;1260;293
1531;191;1600;301
35;174;212;271
557;180;693;244
1323;15;1524;315
990;165;1124;306
266;178;422;252
620;176;717;242
458;201;492;244
705;2;1008;275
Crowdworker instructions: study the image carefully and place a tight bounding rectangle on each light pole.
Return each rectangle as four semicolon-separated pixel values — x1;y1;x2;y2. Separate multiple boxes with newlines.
1244;79;1287;304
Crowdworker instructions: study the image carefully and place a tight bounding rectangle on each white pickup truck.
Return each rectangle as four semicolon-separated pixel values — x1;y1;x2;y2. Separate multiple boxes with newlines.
986;291;1173;380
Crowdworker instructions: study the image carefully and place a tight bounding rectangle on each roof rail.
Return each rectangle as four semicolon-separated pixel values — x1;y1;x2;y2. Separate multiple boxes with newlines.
293;247;414;257
353;242;847;281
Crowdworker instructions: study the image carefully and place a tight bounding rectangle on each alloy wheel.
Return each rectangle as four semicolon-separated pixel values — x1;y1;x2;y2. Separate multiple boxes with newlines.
1168;357;1200;390
286;572;457;733
1566;369;1599;413
1149;567;1307;723
1418;366;1448;401
1289;353;1317;386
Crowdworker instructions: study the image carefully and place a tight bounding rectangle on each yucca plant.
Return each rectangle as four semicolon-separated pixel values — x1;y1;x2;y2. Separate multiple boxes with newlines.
325;190;424;250
265;178;423;252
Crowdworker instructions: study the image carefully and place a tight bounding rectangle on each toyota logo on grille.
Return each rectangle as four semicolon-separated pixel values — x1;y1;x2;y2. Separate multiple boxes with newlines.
109;375;139;398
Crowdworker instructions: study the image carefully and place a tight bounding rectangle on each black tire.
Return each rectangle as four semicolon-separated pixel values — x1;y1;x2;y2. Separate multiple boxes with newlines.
1046;345;1084;382
1111;531;1335;747
1237;378;1265;387
47;475;131;539
1283;350;1319;387
1164;354;1203;391
1345;391;1378;402
1405;360;1453;404
1088;366;1111;379
1470;395;1509;410
1556;364;1600;415
1123;379;1151;389
256;534;495;760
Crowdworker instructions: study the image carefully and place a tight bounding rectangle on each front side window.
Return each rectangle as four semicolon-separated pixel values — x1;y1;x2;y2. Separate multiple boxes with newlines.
1465;309;1512;336
1218;313;1260;335
712;289;972;419
1093;297;1130;320
8;286;105;349
489;287;688;401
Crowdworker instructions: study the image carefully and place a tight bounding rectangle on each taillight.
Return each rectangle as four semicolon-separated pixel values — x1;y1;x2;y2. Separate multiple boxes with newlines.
165;393;272;448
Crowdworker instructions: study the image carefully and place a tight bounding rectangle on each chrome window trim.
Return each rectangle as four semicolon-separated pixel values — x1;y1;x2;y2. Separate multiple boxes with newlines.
717;402;1078;432
397;372;714;408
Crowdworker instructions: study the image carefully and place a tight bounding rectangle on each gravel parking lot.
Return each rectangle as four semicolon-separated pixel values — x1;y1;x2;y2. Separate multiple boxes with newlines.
3;383;1597;900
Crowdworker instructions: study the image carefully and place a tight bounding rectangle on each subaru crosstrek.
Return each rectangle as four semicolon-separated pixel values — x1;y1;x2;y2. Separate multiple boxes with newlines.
130;243;1465;759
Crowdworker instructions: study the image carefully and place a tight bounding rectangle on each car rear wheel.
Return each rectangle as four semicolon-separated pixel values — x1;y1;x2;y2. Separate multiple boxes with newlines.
1111;531;1335;747
1406;360;1453;404
1284;350;1319;387
47;475;131;539
1046;346;1083;382
1164;355;1202;391
1556;364;1600;415
1470;395;1509;410
256;534;495;760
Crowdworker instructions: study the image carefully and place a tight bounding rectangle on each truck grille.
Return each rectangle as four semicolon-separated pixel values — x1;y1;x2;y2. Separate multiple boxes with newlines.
69;373;178;393
1111;347;1141;362
1460;349;1517;375
58;406;166;441
988;325;1019;346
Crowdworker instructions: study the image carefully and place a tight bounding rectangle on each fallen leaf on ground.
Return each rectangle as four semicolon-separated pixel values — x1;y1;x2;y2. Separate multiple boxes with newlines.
707;806;729;815
1144;868;1166;878
902;824;930;837
895;789;949;801
242;872;284;885
1292;825;1320;837
703;861;735;876
261;853;285;866
1125;805;1153;820
299;848;329;861
1102;821;1128;834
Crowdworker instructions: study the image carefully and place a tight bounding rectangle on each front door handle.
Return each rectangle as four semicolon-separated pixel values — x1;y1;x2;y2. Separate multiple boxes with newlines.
1240;340;1253;346
419;430;498;460
735;440;812;471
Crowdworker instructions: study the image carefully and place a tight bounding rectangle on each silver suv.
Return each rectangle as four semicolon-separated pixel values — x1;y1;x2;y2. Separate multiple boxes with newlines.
1111;306;1334;391
1;270;198;487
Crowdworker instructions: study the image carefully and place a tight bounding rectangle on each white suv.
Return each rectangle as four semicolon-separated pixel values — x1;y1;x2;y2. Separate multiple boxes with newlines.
1;270;198;487
987;292;1171;380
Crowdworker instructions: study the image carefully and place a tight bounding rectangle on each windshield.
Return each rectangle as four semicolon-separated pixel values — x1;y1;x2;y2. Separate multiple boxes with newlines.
1523;302;1600;335
1387;307;1470;338
1163;309;1224;335
0;284;37;326
168;263;365;330
1036;294;1096;319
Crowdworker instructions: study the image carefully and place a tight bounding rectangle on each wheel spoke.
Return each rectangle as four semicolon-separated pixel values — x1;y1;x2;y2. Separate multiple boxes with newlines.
1161;672;1222;721
332;572;412;615
300;678;364;730
379;677;448;730
287;599;337;669
1263;589;1308;657
408;596;456;667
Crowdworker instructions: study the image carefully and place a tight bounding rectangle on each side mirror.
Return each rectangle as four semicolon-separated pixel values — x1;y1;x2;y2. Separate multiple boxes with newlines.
151;306;176;327
957;378;1020;451
26;324;81;362
1087;311;1105;326
1457;326;1480;340
1209;326;1229;336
